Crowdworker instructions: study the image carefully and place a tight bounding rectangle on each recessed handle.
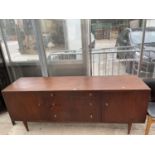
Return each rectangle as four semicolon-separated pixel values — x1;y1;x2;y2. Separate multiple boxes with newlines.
50;93;54;97
38;103;41;107
105;103;109;107
54;114;57;118
90;114;93;119
52;103;55;106
50;103;56;110
89;102;93;106
89;93;93;96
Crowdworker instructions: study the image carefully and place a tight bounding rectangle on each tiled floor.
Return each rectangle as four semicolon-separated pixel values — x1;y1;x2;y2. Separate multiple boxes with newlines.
0;112;155;135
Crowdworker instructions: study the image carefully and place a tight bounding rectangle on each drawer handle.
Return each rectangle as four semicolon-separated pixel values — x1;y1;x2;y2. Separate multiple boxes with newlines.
54;114;57;118
52;103;55;106
50;93;54;97
38;103;41;107
89;102;93;106
50;103;55;109
105;103;109;107
90;114;93;119
89;93;93;96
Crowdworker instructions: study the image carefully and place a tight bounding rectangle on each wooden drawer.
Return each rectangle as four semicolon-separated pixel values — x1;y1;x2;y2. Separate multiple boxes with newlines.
71;91;100;99
46;91;101;122
37;91;101;122
47;92;71;122
4;90;148;124
4;91;102;122
69;92;101;122
4;91;72;122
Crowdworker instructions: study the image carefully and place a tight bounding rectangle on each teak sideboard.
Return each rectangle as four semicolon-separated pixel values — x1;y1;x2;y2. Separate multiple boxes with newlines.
2;75;150;134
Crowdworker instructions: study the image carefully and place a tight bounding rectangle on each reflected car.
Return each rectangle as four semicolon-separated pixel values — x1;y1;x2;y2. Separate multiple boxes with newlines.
116;27;155;77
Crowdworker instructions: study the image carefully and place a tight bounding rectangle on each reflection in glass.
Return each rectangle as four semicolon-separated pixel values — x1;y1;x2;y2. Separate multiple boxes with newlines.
90;19;142;76
40;19;85;76
0;19;42;79
131;29;155;44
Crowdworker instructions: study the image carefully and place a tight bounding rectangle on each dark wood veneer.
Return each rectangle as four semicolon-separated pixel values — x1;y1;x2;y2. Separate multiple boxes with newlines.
2;75;150;134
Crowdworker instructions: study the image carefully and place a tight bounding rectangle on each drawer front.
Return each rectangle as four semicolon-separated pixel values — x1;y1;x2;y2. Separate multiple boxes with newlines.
102;91;149;123
39;91;102;122
45;91;101;122
70;92;101;122
46;92;71;122
3;91;72;121
4;91;101;122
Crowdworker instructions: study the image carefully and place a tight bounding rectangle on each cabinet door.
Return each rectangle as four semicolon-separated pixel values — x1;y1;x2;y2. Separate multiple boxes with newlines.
102;91;149;123
3;92;44;121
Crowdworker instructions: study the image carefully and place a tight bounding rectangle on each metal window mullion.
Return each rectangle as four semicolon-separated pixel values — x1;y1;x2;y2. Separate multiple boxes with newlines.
81;19;92;76
31;19;48;77
137;19;147;77
63;20;68;50
88;20;92;76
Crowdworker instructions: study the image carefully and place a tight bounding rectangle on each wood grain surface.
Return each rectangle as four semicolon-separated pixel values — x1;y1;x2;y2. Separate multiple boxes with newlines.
2;75;150;92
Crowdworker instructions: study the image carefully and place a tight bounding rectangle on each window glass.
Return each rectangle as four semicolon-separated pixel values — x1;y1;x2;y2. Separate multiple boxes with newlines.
138;20;155;78
90;19;142;76
123;32;129;42
0;19;42;80
40;19;85;76
131;30;155;44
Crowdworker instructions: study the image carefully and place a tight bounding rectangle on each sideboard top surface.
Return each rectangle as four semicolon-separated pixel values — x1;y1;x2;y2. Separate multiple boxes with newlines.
2;75;150;92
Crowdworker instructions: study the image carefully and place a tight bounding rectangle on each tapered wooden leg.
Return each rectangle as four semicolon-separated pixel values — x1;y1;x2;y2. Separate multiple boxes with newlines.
11;119;16;125
128;122;132;134
145;115;152;135
23;121;29;131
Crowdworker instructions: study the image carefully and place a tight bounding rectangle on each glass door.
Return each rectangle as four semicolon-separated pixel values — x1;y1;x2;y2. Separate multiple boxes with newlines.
137;19;155;79
39;19;87;76
0;19;42;80
90;19;142;76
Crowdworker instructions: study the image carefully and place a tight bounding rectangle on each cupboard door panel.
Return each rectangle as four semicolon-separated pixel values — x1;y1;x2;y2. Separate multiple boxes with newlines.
102;91;149;123
128;91;149;122
4;92;44;121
